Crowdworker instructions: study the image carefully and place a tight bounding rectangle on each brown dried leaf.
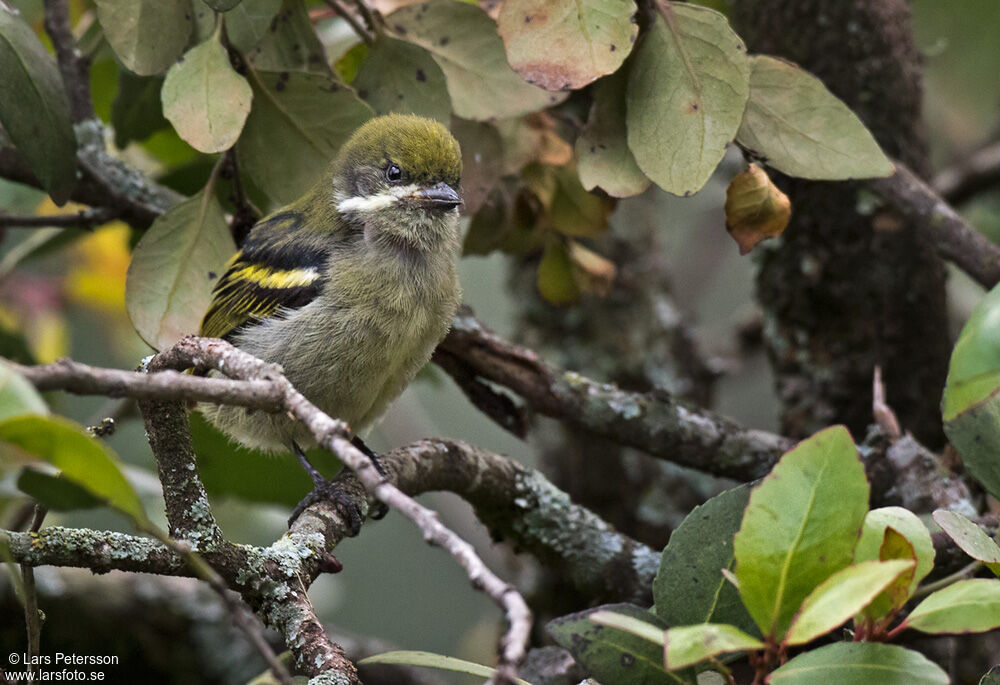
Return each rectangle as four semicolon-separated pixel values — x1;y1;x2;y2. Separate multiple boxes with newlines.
725;163;791;255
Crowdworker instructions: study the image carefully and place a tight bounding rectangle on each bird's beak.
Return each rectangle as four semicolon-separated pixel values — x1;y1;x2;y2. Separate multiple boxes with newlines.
415;182;463;210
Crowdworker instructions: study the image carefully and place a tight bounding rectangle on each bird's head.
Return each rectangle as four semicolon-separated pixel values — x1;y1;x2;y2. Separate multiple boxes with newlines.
330;114;463;253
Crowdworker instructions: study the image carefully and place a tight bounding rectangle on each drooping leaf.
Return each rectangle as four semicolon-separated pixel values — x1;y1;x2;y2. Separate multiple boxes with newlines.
162;30;253;153
548;164;614;238
724;163;791;255
17;467;105;511
496;0;638;91
569;241;615;298
241;0;328;74
359;651;531;685
784;560;913;646
854;507;935;597
662;623;762;670
353;36;450;123
654;484;756;635
191;412;341;506
736;55;893;180
0;414;148;523
857;528;918;620
451;117;504;215
932;509;1000;576
387;0;565;120
495;114;573;176
94;0;193;76
733;426;868;640
903;579;1000;634
112;72;169;148
548;604;694;685
0;5;77;204
537;239;580;306
0;362;48;421
219;0;282;55
768;642;948;685
126;188;236;350
577;72;649;198
943;281;1000;499
626;4;749;197
237;68;373;206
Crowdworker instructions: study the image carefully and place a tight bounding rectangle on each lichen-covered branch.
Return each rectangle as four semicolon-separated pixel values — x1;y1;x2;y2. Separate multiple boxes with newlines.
42;0;94;123
439;313;793;481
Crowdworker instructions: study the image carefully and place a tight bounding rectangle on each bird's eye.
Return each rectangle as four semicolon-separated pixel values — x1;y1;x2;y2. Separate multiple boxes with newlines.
385;164;403;183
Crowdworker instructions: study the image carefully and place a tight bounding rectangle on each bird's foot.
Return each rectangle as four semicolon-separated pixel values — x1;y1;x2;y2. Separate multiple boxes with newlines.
351;436;389;520
288;478;364;535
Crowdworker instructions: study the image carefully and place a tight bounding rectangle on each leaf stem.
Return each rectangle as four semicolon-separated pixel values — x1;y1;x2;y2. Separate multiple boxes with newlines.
321;0;375;44
910;560;981;600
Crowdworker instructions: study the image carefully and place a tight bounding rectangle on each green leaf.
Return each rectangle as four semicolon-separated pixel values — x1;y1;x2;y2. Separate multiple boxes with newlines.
942;281;1000;499
626;4;749;197
733;426;869;640
242;0;327;73
387;0;565;121
933;509;1000;576
125;187;236;350
0;5;77;204
0;414;148;523
237;68;372;207
205;0;243;11
769;642;948;685
537;239;580;306
858;528;918;620
17;467;105;511
94;0;193;76
662;623;762;670
112;71;169;148
736;55;893;180
162;31;253;153
548;164;614;238
218;0;282;55
190;412;341;506
353;36;450;123
0;324;37;366
0;362;48;421
784;559;913;646
358;651;532;685
654;484;757;635
854;506;935;598
496;0;638;91
548;603;694;685
577;72;649;198
904;579;1000;634
588;609;666;645
980;666;1000;685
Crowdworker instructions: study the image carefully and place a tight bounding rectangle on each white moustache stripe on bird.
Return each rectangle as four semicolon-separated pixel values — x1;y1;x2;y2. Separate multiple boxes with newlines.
336;184;420;214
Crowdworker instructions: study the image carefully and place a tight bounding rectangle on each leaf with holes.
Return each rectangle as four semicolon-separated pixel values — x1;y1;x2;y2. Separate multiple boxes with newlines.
736;55;892;180
497;0;638;91
626;4;749;196
353;35;450;123
0;5;77;204
387;0;565;120
126;187;235;350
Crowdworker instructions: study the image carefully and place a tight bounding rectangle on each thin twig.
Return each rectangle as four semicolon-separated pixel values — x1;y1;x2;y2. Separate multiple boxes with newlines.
352;0;376;31
872;365;901;440
0;208;117;230
321;0;375;43
42;0;94;122
932;140;1000;206
20;506;47;677
910;560;982;601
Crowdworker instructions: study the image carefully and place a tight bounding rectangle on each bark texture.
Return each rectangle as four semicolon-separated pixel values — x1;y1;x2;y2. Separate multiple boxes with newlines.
732;0;951;447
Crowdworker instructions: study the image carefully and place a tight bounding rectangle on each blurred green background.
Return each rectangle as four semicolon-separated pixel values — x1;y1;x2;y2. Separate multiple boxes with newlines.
1;0;998;682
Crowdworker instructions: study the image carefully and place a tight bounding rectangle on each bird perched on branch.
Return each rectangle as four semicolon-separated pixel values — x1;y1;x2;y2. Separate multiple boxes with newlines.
199;114;463;529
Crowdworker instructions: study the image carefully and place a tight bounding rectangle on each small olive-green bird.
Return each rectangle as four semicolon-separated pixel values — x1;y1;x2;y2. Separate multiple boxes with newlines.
199;114;463;525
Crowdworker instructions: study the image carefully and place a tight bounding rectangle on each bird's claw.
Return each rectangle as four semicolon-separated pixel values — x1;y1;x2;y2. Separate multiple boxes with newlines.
288;479;364;535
